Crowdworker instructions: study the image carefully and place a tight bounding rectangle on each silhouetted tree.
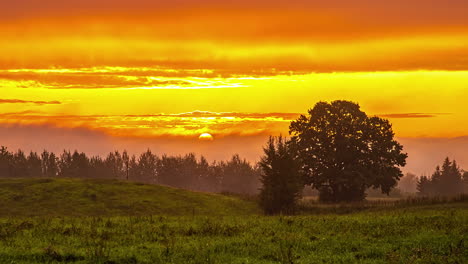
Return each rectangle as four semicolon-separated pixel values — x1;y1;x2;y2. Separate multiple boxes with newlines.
417;158;464;196
463;171;468;193
134;149;158;183
122;151;130;180
128;155;139;181
197;156;220;192
57;150;90;178
205;161;223;192
177;153;199;189
0;146;12;177
105;151;125;179
398;173;418;193
71;151;90;178
89;156;108;178
220;154;260;194
259;136;303;215
27;152;42;177
290;100;407;202
417;175;433;196
11;150;28;177
41;150;58;177
158;155;181;187
58;150;73;177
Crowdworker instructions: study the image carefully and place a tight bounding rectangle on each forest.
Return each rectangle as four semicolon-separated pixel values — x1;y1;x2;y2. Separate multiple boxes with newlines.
0;147;260;195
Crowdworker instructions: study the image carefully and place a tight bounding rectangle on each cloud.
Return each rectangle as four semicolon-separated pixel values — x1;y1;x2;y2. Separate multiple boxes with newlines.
379;113;450;119
0;110;298;138
0;98;61;105
0;110;461;139
2;0;468;29
0;70;246;89
166;110;300;119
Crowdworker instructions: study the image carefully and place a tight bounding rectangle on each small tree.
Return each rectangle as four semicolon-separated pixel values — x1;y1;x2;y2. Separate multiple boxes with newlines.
259;136;303;215
220;155;259;195
41;150;58;178
290;100;407;202
416;175;433;196
0;146;12;178
27;152;42;177
136;149;158;183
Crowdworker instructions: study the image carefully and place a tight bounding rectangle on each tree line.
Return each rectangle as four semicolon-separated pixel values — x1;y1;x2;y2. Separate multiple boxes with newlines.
417;157;468;196
0;147;260;194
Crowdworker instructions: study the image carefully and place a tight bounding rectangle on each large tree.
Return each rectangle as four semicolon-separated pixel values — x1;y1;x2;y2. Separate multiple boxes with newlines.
290;100;407;202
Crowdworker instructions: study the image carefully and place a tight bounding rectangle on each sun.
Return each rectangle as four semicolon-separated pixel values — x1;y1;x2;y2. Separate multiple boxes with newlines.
198;133;214;141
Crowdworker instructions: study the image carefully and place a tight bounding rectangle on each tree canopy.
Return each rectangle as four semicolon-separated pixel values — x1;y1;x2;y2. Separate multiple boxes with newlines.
289;100;407;202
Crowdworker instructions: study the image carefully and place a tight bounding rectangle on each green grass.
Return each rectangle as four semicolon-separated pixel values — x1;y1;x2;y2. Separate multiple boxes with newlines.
0;178;259;217
0;206;467;263
0;178;467;263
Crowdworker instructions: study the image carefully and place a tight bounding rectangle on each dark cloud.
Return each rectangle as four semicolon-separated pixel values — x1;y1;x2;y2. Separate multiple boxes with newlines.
0;111;296;139
166;111;300;120
0;72;193;89
2;0;468;23
379;113;451;119
0;98;61;105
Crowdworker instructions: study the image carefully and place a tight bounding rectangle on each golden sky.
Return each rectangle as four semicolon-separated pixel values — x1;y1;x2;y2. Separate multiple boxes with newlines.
1;0;468;173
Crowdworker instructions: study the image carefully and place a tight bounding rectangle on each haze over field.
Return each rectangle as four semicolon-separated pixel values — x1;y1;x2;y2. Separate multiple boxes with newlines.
1;0;468;175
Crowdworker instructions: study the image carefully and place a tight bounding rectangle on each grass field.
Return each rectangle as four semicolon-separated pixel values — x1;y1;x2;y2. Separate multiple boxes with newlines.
0;178;467;263
0;178;258;217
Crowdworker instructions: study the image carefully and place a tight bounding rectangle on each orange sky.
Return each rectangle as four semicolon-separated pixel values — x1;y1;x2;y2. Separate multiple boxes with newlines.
1;0;468;174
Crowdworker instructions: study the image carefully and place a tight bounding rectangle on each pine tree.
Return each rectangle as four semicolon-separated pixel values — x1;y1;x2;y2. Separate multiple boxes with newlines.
417;175;432;196
259;136;303;215
27;152;42;177
0;146;12;178
418;158;464;196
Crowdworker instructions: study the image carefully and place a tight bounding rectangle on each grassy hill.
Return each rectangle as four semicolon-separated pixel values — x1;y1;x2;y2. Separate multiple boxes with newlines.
0;178;259;217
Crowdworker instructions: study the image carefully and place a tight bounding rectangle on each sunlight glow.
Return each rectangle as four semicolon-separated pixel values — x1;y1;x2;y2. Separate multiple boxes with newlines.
199;133;214;141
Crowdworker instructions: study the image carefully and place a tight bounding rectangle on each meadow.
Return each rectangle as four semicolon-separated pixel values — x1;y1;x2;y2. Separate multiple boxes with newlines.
0;179;467;263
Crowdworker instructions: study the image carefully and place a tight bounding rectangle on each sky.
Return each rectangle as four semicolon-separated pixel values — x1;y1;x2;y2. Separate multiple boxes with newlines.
1;0;468;175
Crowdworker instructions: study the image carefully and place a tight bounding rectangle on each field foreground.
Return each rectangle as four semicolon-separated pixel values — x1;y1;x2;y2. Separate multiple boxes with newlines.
0;205;466;263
